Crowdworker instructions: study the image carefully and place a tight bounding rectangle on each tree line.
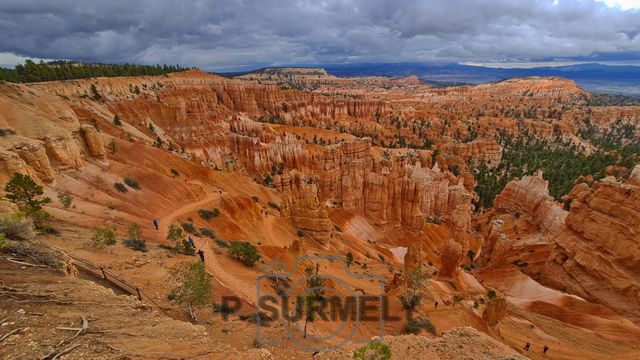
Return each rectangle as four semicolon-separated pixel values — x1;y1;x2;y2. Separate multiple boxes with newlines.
473;123;639;210
0;60;187;83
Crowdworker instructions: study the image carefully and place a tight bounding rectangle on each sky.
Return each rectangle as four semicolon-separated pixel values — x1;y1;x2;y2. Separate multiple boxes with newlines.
1;0;640;71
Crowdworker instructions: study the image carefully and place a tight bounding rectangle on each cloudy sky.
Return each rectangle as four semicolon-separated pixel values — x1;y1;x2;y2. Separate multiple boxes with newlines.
1;0;640;71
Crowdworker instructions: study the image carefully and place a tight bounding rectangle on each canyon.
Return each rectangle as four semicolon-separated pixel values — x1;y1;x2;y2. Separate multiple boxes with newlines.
1;68;639;359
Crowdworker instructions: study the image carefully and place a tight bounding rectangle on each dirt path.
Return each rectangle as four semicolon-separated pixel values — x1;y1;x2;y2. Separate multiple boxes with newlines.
152;182;260;306
156;182;222;237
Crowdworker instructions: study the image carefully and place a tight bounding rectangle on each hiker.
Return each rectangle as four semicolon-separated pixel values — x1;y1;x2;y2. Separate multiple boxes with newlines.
524;342;531;351
188;235;195;248
197;249;205;262
543;345;549;354
153;219;159;230
435;301;438;309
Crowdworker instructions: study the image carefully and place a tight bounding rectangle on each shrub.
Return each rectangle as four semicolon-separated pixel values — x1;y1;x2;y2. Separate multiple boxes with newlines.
167;224;184;243
404;318;436;335
123;238;148;252
0;233;5;249
297;229;305;238
114;182;127;193
91;226;116;249
228;241;261;266
181;222;198;234
199;227;216;239
251;196;259;202
487;290;497;299
39;224;59;235
198;209;217;220
57;191;73;209
181;239;196;256
123;177;140;189
215;239;230;248
0;215;35;240
113;115;122;126
353;341;391;360
170;168;180;177
126;223;142;241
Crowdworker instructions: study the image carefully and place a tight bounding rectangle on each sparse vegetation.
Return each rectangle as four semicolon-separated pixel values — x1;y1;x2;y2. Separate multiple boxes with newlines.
113;115;122;126
403;317;436;335
170;168;180;177
198;208;220;220
199;227;216;239
123;223;147;252
251;196;259;202
399;266;430;310
91;226;117;249
346;252;354;267
0;214;35;240
181;222;198;234
228;241;261;266
57;191;73;209
114;182;128;193
123;177;141;189
352;341;391;360
169;261;213;323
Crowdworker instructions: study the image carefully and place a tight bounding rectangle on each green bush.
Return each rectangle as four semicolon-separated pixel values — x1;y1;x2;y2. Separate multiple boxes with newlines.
123;177;141;189
114;182;128;193
353;341;391;360
123;238;147;252
228;241;261;266
0;233;6;249
91;226;116;249
57;191;73;209
403;318;436;335
198;208;220;220
487;290;497;299
113;115;122;126
181;222;198;234
199;227;216;239
215;239;230;248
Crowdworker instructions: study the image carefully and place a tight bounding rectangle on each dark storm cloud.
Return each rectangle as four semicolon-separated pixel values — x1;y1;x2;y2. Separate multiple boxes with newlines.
1;0;639;70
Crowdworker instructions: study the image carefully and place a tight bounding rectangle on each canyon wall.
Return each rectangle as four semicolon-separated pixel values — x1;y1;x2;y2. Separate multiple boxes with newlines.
544;169;640;322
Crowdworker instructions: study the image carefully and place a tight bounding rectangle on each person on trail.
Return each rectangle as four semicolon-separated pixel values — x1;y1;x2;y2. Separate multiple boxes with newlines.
543;345;549;354
188;235;195;248
524;342;531;352
153;219;159;230
197;249;205;262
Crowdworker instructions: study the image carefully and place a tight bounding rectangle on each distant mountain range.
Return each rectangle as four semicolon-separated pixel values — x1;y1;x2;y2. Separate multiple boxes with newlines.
256;62;640;96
